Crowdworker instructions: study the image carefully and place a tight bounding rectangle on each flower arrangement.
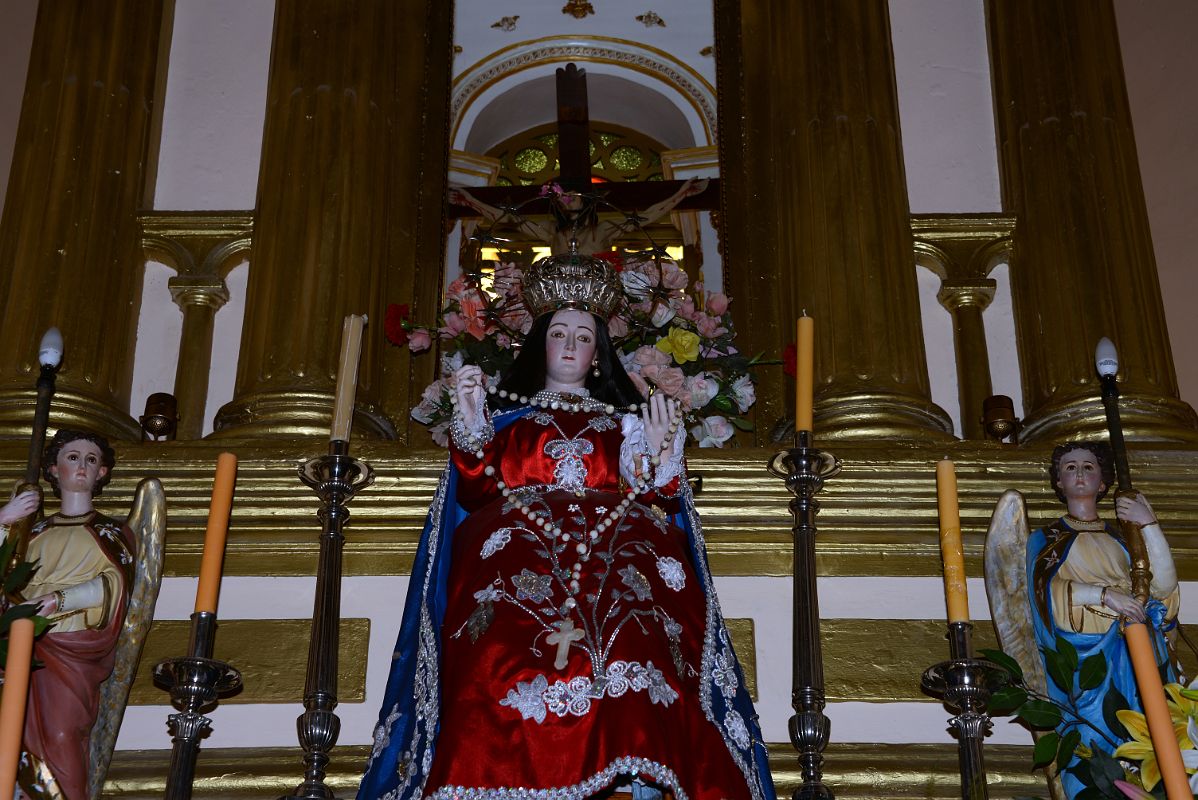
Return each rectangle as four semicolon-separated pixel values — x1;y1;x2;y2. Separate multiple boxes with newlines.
984;638;1198;798
386;252;759;447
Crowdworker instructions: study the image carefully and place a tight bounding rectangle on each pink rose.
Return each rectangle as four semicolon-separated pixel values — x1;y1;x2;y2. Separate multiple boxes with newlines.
676;296;698;321
408;328;432;353
607;314;629;339
641;365;686;398
706;292;730;316
442;312;467;336
634;345;671;368
446;277;471;303
696;314;728;339
660;261;688;290
685;372;719;410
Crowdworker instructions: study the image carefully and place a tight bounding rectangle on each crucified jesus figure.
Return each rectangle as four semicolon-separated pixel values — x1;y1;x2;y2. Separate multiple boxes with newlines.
449;177;708;256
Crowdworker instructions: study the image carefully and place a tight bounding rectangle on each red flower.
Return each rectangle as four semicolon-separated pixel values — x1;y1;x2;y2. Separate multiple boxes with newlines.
782;343;796;377
385;303;410;347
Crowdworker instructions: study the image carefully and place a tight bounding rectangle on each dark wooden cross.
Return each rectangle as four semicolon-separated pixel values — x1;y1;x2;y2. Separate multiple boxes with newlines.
448;62;719;218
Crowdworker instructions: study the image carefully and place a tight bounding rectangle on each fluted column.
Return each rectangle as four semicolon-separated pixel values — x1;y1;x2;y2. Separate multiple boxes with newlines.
0;2;170;441
937;282;996;440
717;0;951;441
214;1;451;440
987;0;1198;442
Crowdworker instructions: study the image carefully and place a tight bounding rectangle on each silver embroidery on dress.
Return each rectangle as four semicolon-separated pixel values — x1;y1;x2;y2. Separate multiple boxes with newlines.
724;709;752;750
655;556;686;591
545;438;594;493
499;660;678;724
481;527;515;559
712;647;739;700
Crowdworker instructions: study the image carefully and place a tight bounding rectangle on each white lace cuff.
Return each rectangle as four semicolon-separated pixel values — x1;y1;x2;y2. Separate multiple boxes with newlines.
619;414;686;489
1070;582;1103;606
450;408;494;453
61;576;105;613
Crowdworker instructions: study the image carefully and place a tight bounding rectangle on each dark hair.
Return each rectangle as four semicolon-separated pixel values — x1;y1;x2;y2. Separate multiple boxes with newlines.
1049;441;1115;503
43;428;116;498
495;311;644;408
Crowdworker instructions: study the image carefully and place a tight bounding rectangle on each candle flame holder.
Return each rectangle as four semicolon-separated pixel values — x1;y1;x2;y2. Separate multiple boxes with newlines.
920;621;1008;800
282;440;374;800
153;611;242;800
767;429;841;800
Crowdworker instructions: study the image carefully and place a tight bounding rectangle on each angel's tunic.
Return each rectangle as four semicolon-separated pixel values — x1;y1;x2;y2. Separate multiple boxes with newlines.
1029;517;1178;797
21;511;135;800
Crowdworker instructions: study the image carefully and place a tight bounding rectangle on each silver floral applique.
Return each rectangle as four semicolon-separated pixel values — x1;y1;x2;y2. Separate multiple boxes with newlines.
655;556;686;591
712;647;739;700
724;709;751;750
545;438;594;493
618;565;653;601
481;527;514;559
499;674;550;723
512;569;554;604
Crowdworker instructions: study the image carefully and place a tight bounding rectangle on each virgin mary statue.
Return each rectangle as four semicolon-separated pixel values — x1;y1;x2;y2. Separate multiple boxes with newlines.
359;250;775;800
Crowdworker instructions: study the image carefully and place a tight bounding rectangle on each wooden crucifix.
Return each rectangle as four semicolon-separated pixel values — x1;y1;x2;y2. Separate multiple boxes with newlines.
448;63;719;219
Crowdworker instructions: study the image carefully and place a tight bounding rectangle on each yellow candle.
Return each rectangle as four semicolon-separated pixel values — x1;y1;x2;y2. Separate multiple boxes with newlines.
0;618;34;798
331;314;367;442
795;315;814;433
195;452;238;614
936;458;969;622
1125;622;1191;799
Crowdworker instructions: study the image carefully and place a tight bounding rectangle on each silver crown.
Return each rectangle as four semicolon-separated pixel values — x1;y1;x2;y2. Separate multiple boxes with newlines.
522;243;622;319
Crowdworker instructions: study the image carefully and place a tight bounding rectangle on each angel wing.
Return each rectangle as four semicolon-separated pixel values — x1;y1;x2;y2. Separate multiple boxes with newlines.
88;477;166;800
983;489;1065;800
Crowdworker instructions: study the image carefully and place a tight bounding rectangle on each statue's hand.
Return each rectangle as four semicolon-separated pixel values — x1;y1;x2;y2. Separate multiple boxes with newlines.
454;365;487;429
643;393;677;457
685;177;710;196
24;592;60;616
0;490;39;525
1115;492;1157;527
1102;587;1147;623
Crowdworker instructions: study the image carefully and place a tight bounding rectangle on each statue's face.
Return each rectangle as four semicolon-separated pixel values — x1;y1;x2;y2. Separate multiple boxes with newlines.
1055;448;1106;502
544;308;597;389
50;439;108;495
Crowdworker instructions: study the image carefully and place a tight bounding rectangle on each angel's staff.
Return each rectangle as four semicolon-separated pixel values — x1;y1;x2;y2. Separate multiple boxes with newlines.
1094;337;1189;800
4;328;63;577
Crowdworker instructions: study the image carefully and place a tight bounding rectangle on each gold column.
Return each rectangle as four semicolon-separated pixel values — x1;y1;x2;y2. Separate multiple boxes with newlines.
987;0;1198;443
214;1;451;440
0;1;172;441
717;0;952;442
141;211;252;440
913;215;1016;440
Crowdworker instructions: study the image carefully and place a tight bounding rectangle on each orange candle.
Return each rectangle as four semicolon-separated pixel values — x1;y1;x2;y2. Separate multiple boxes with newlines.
795;315;814;433
1125;623;1190;799
331;314;367;443
195;452;238;614
0;618;35;798
936;459;969;622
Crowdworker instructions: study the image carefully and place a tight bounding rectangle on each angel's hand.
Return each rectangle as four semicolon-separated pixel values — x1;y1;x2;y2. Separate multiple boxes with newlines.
1102;587;1147;623
24;592;59;616
1115;493;1156;527
0;491;39;525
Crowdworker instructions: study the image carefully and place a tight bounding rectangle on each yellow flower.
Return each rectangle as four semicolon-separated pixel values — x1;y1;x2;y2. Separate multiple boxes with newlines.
1165;683;1198;741
656;327;700;365
1115;706;1193;791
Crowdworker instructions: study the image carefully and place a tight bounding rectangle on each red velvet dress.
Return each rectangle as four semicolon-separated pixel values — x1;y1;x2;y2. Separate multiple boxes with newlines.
424;406;755;800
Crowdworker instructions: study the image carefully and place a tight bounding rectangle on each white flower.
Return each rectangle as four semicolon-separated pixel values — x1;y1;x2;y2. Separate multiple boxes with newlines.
685;372;719;410
410;379;448;424
689;415;735;448
649;302;677;327
440;351;465;376
500;675;549;723
730;374;756;413
656;557;686;591
621;270;654;301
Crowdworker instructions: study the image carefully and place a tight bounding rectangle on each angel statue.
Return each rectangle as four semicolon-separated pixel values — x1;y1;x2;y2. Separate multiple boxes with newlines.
984;441;1179;798
449;177;708;256
359;249;773;800
0;429;165;800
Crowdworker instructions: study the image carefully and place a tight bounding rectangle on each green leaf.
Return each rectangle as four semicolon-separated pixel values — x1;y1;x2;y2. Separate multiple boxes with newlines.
711;395;735;413
1043;647;1073;694
1088;747;1125;797
729;416;754;432
3;561;36;593
1077;653;1108;691
1056;729;1081;773
980;648;1025;682
1054;635;1079;676
1019;699;1063;729
1103;685;1132;741
988;685;1029;715
1032;732;1060;769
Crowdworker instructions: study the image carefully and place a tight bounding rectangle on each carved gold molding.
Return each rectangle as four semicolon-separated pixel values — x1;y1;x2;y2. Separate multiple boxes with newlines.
103;743;1050;797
